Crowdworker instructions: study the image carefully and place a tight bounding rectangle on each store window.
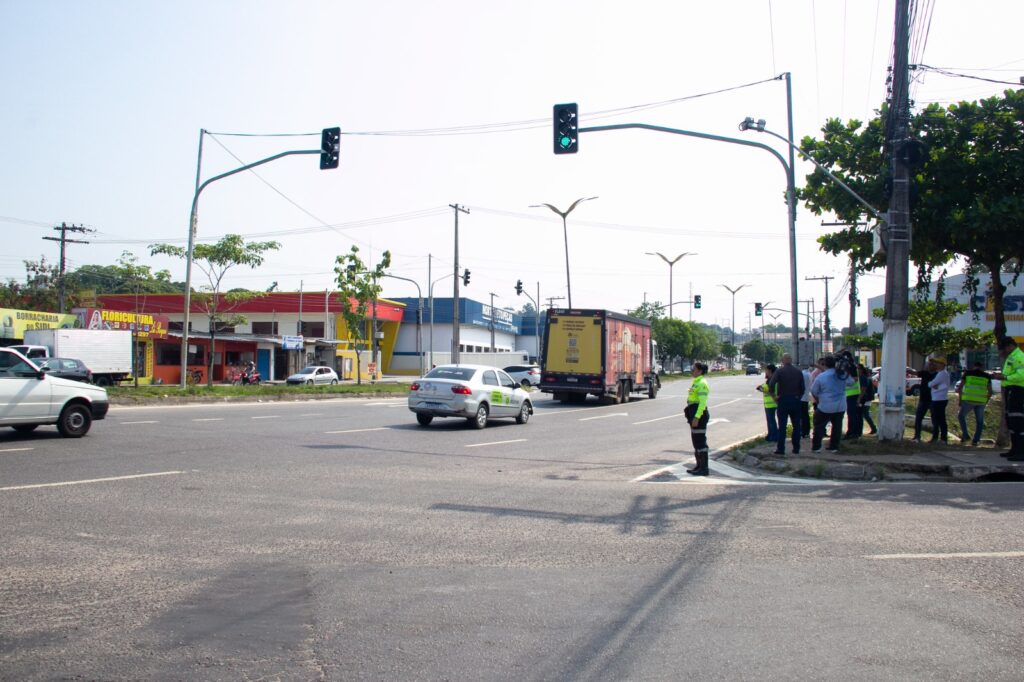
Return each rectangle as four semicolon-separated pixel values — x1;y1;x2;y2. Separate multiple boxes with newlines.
299;321;325;338
252;321;278;335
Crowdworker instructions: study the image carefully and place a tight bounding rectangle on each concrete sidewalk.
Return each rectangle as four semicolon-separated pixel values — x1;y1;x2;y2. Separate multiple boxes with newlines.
719;435;1024;482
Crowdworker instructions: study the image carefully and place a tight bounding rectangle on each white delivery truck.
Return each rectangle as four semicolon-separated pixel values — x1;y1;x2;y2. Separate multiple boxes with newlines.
16;328;133;386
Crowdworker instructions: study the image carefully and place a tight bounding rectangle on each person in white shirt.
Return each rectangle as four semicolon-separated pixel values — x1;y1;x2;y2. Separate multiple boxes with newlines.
927;356;950;443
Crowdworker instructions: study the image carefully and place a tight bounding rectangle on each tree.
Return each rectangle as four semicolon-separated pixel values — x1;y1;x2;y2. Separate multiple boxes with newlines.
0;256;72;311
627;301;666;322
651;317;691;368
742;337;767;363
73;251;182;294
334;245;391;385
799;89;1024;343
151;234;280;386
871;298;995;358
720;342;738;364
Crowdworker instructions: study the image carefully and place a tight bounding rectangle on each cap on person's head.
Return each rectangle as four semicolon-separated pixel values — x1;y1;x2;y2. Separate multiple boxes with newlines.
999;336;1018;349
928;354;947;366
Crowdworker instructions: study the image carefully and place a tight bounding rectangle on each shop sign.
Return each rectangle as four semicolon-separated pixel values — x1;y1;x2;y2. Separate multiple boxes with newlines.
72;308;170;339
282;335;304;350
0;308;78;340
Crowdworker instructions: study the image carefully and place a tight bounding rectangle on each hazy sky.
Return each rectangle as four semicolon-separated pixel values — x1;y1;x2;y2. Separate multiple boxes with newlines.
2;1;1020;331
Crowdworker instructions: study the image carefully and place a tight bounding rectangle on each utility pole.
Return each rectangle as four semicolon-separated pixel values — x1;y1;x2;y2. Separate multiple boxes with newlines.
821;220;868;335
879;0;912;441
450;204;469;363
488;292;498;352
42;222;93;313
545;296;565;310
805;276;834;342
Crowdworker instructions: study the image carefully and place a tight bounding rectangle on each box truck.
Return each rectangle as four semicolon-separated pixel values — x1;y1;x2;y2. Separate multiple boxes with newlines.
540;308;659;403
16;328;133;386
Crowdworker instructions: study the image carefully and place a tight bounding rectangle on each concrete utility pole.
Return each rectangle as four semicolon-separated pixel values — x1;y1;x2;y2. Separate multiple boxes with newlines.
879;0;913;441
42;222;93;313
805;276;834;342
488;292;498;352
545;296;565;310
449;204;469;363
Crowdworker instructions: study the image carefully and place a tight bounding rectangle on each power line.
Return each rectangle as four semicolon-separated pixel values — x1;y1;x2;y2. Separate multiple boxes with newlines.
912;64;1023;86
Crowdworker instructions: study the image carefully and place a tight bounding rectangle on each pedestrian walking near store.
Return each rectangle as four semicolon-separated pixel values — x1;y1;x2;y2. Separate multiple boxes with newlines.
769;353;805;455
685;362;711;476
927;356;951;443
757;364;779;442
956;362;992;445
994;337;1024;460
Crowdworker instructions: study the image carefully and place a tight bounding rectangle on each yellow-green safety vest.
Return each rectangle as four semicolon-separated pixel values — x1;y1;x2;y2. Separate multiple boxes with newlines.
961;374;990;404
845;381;861;398
688;375;710;419
761;382;777;409
1005;347;1024;389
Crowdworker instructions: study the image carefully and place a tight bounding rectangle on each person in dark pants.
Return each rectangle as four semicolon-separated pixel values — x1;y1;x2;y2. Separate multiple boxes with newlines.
858;364;877;435
811;355;856;452
912;363;936;441
844;361;863;439
685;362;711;475
800;363;813;440
757;365;779;442
994;337;1024;460
926;356;951;443
769;353;805;455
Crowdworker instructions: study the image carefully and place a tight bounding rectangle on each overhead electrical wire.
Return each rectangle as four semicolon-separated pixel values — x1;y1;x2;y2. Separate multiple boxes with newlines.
912;64;1023;87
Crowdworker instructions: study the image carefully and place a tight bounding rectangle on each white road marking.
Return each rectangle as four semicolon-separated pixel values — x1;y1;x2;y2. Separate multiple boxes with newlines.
633;412;685;425
865;551;1024;560
0;470;184;492
251;415;280;420
192;418;224;422
465;439;528;448
324;427;391;434
0;447;34;454
580;412;628;421
365;400;407;406
707;418;731;426
299;413;324;417
121;420;159;425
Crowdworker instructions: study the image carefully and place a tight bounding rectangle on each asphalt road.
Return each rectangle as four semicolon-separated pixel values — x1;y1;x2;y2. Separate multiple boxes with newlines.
2;375;1023;680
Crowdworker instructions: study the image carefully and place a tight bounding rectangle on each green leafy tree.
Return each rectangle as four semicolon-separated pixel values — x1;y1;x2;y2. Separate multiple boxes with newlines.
627;301;666;322
689;324;720;361
334;245;391;385
799;89;1024;343
871;298;995;357
0;256;73;311
73;251;182;294
742;337;767;363
151;234;280;385
720;342;738;365
651;317;692;369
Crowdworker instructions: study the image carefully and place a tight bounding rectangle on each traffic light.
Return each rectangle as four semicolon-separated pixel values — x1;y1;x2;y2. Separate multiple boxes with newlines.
462;268;471;286
553;103;578;154
515;279;523;295
755;302;763;316
320;127;340;170
694;294;702;309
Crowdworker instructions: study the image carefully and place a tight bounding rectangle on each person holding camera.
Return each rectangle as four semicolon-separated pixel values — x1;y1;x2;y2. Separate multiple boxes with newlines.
811;355;856;452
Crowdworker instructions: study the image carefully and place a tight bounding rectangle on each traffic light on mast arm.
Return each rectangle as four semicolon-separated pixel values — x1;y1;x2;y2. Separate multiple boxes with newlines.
462;268;471;286
755;302;763;316
553;103;578;154
515;279;523;295
320;127;340;170
694;295;702;309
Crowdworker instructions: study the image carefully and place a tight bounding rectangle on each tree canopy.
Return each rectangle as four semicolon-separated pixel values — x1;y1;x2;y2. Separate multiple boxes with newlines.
334;245;392;384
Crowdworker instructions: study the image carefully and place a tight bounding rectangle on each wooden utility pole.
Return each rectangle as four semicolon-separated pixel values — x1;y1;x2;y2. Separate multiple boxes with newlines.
42;222;93;313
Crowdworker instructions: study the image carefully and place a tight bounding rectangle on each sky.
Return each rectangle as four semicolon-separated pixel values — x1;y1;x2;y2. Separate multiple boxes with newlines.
2;0;1021;334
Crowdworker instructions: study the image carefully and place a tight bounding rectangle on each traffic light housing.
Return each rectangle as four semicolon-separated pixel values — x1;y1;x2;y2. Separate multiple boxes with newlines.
553;103;578;154
320;127;340;170
755;302;763;316
462;268;471;286
694;294;702;309
515;279;523;295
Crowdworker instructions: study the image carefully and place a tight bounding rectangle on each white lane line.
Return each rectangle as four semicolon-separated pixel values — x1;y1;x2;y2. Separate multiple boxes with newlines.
324;427;391;434
192;418;224;422
865;551;1024;560
631;398;744;425
633;412;685;425
580;412;628;422
465;439;528;448
121;420;159;425
251;415;280;420
631;438;752;482
0;470;184;492
0;447;34;454
299;413;324;417
365;401;406;406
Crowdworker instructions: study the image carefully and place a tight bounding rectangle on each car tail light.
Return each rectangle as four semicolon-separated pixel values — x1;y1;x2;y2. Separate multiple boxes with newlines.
529;368;539;375
451;385;472;395
410;382;420;391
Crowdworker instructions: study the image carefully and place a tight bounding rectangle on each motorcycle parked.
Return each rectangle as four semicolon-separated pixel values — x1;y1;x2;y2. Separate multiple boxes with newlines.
241;366;261;385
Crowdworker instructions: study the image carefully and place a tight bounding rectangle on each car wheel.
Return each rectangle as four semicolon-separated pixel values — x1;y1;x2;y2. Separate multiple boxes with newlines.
57;403;92;438
469;403;488;429
416;413;433;426
331;379;338;385
306;379;314;386
12;424;38;434
520;379;531;389
516;401;531;424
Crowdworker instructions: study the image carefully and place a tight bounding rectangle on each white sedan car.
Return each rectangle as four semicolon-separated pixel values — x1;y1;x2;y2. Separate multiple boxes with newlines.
408;364;533;429
286;366;340;385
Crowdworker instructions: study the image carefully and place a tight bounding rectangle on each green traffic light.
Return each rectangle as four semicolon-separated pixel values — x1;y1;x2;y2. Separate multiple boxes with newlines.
560;135;571;148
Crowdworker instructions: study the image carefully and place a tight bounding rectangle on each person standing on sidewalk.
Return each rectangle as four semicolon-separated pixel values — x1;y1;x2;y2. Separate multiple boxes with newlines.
927;356;951;443
844;361;864;439
769;353;805;455
811;356;856;452
912;362;936;441
685;362;711;476
956;361;992;446
757;364;779;442
993;337;1024;461
800;362;813;441
858;363;878;435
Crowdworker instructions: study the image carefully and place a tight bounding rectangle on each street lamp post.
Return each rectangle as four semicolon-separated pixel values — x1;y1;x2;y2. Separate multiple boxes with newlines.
645;252;696;319
529;197;597;309
429;272;453;369
719;283;750;346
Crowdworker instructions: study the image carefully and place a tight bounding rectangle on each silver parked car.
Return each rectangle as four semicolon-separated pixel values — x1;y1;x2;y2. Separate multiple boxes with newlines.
286;366;339;385
408;364;533;428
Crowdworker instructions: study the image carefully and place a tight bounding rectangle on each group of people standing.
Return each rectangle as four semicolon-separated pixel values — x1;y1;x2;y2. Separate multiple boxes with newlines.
682;336;1024;474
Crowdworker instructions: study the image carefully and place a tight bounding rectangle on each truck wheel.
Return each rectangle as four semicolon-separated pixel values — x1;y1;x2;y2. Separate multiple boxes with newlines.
648;381;659;399
621;381;631;404
416;413;433;426
94;376;111;387
469;403;489;429
57;404;92;438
